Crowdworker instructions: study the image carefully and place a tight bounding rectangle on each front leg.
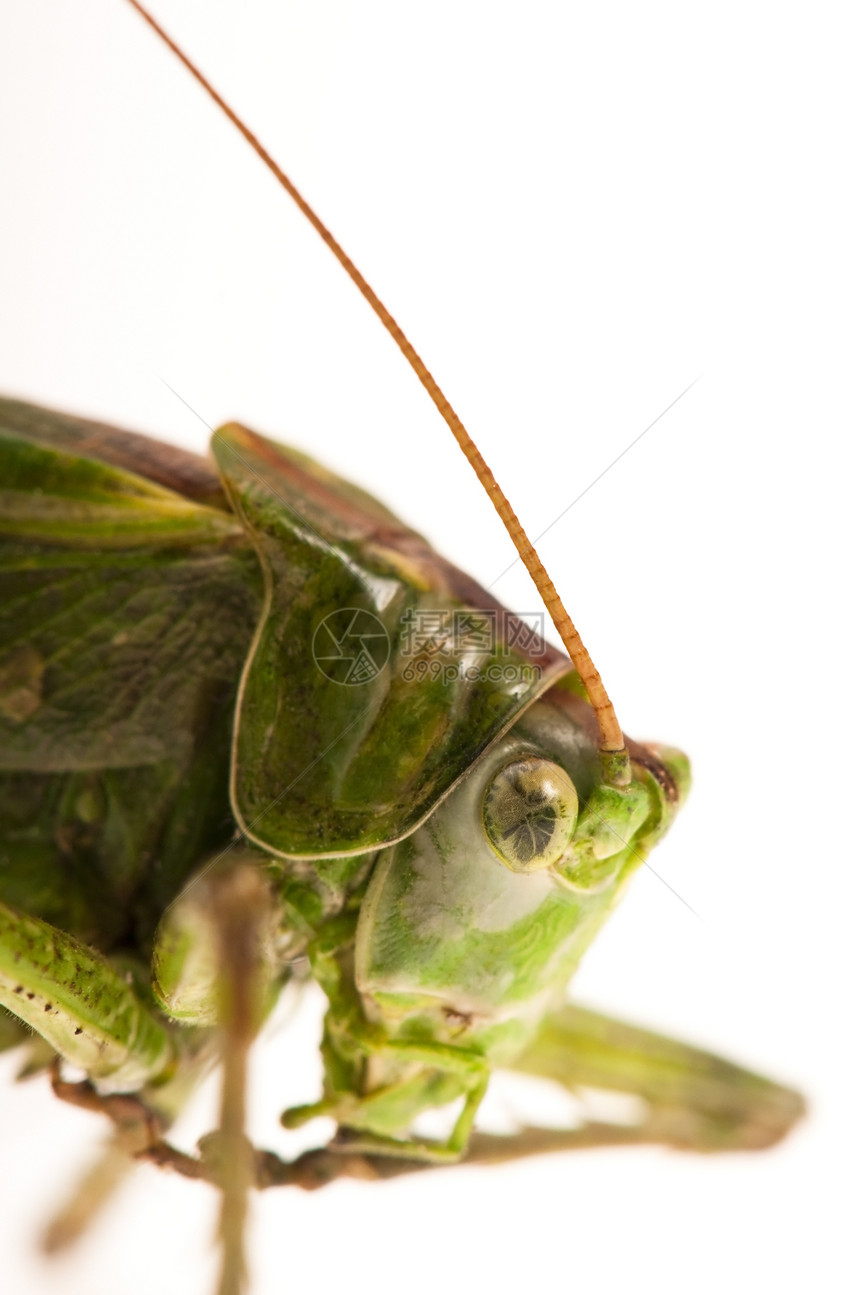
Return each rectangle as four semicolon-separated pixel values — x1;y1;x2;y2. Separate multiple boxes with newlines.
281;918;490;1162
282;1033;490;1164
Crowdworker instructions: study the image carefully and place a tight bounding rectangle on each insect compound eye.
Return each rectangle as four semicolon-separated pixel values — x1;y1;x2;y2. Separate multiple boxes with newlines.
482;756;579;873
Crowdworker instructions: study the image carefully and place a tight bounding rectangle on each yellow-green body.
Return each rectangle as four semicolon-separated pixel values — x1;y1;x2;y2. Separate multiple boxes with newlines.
0;396;800;1164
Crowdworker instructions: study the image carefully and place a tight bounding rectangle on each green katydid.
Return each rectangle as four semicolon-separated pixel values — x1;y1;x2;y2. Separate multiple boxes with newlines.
0;4;804;1293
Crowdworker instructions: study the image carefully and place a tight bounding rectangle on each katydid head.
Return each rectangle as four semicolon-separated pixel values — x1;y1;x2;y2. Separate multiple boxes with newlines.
353;693;689;1065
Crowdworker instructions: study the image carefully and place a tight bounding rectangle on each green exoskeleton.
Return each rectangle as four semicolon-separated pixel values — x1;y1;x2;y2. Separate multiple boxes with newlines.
0;5;803;1292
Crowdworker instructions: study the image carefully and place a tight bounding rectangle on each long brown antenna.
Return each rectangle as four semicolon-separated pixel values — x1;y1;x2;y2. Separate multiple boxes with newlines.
123;0;628;769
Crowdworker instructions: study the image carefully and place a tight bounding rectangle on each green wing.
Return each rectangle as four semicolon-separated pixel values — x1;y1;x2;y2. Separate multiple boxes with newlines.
0;398;260;947
0;397;257;770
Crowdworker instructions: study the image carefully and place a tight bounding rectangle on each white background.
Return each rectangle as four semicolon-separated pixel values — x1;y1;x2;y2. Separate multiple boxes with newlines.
0;2;857;1293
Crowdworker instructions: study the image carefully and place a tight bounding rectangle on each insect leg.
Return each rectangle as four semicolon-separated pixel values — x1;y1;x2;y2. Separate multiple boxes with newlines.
42;1047;218;1250
205;864;273;1295
283;1053;489;1164
41;1133;141;1253
127;863;279;1290
0;900;173;1090
152;851;282;1025
504;1002;805;1153
282;921;489;1163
